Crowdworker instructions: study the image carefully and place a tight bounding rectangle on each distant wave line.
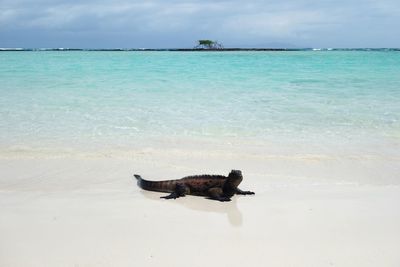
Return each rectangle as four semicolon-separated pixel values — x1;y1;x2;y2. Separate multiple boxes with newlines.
1;48;399;52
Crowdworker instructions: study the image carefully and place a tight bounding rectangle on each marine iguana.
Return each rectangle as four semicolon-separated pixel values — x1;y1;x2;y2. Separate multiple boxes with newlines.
134;170;254;202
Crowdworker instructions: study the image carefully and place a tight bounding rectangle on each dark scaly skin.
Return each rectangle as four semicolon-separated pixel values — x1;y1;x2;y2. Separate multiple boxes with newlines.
134;170;254;202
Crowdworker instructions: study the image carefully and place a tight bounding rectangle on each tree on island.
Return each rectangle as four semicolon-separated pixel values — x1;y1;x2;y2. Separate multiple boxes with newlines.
195;40;224;49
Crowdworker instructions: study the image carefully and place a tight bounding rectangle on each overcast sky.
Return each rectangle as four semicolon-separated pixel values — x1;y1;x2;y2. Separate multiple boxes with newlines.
1;0;399;48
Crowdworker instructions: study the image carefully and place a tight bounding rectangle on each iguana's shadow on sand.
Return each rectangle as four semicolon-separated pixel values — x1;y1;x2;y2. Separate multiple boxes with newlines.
140;191;243;226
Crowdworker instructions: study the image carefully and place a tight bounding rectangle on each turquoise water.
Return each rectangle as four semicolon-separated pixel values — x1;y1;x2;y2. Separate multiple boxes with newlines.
1;51;400;154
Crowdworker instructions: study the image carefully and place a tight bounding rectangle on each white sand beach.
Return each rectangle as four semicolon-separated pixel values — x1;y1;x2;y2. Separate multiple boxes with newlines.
1;143;399;267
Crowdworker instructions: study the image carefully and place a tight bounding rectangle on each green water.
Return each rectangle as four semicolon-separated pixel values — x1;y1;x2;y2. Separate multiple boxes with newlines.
0;51;399;153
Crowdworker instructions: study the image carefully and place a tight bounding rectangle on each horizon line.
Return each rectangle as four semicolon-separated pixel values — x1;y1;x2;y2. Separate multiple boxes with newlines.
1;47;399;52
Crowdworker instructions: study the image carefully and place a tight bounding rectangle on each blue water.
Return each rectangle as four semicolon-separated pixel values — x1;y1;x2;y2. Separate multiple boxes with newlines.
1;51;399;153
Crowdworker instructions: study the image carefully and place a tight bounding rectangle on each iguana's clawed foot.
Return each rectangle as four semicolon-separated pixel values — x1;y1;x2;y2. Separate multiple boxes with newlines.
236;189;255;195
161;195;176;200
161;192;182;199
241;191;255;195
160;184;187;200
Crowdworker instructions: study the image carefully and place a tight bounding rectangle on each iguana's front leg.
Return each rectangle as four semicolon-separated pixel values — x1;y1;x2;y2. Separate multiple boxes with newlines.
161;183;188;200
207;187;231;202
236;188;255;195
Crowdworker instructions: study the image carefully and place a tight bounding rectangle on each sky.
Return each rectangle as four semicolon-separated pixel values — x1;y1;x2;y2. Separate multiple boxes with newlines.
0;0;399;48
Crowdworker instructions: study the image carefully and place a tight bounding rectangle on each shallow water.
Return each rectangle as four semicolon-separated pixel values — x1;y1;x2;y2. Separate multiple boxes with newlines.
1;51;399;156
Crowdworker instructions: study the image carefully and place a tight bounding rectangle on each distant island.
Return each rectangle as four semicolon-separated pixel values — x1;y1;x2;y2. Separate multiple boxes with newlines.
194;40;224;49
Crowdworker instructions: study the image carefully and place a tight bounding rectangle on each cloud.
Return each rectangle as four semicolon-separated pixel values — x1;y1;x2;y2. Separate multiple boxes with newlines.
220;11;326;39
0;0;399;47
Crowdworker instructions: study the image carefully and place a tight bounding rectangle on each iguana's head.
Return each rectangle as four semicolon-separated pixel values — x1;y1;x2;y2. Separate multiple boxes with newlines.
228;169;243;187
223;170;243;197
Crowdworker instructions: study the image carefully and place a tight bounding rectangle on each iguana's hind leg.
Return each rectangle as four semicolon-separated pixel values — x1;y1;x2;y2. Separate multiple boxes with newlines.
161;183;188;200
236;188;255;195
207;188;231;202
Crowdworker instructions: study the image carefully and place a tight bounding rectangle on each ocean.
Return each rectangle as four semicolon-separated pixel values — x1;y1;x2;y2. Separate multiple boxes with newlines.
1;51;399;157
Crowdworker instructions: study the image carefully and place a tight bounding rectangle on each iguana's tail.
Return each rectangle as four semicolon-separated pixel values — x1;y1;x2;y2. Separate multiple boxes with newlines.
134;174;175;193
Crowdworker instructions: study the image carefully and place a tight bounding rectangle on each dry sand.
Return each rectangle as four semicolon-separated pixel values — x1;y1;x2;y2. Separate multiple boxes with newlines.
1;147;400;266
